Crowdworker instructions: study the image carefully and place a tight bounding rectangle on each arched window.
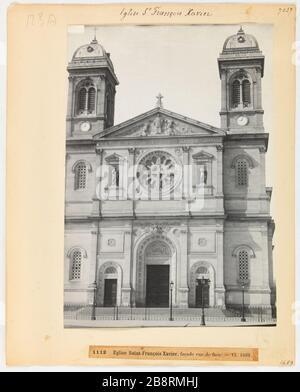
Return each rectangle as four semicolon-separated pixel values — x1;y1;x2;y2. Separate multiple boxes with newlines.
242;80;251;106
70;249;83;280
231;74;252;109
78;88;87;112
236;158;248;186
76;80;96;115
87;87;96;112
74;162;87;190
232;80;240;107
238;250;249;283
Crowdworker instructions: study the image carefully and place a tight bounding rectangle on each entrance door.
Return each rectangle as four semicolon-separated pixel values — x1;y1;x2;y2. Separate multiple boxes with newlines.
104;279;117;307
196;279;210;308
146;265;170;307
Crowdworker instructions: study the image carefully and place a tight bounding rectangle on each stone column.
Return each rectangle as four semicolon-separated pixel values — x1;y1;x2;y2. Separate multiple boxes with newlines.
220;69;227;129
98;76;106;131
216;145;224;196
215;226;225;308
268;221;276;307
256;68;262;109
182;146;190;200
128;148;136;202
121;230;132;306
66;75;75;137
92;147;103;215
87;230;98;305
261;228;271;289
178;227;189;307
95;76;102;117
221;70;227;111
259;146;266;195
216;145;224;214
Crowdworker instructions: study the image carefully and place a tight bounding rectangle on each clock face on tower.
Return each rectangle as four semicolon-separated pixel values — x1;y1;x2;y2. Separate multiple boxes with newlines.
237;115;249;126
80;121;91;132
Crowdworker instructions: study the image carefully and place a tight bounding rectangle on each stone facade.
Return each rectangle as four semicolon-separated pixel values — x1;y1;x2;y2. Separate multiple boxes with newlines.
64;28;276;312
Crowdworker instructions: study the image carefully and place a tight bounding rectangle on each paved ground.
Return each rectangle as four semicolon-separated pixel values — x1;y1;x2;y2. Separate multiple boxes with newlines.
65;319;276;328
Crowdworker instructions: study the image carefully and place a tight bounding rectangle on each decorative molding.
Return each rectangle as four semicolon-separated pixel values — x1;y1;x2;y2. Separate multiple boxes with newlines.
107;238;116;247
198;238;207;246
136;234;176;306
71;159;93;173
105;152;124;164
192;150;215;161
232;245;256;258
67;246;87;258
231;154;254;169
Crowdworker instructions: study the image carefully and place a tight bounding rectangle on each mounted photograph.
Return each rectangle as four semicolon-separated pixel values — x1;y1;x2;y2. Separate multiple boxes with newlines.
64;24;276;328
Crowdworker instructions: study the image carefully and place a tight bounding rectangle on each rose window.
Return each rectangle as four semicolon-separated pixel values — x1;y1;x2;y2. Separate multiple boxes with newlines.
136;151;181;195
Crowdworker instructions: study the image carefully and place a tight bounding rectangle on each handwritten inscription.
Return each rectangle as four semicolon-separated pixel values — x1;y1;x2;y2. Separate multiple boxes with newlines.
120;7;212;21
277;7;293;16
26;12;56;27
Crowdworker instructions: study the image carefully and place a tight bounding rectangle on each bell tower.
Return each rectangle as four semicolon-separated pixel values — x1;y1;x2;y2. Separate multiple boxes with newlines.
218;27;265;133
66;36;119;139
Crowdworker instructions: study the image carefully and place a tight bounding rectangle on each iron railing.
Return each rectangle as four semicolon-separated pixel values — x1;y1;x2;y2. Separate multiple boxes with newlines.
64;305;276;324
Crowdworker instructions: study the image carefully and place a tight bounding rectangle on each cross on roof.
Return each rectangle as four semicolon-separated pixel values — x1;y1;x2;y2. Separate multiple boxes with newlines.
156;93;164;108
92;26;98;43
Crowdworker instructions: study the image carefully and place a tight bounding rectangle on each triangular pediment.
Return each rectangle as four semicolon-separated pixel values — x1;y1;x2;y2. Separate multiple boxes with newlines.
192;151;215;160
94;108;225;139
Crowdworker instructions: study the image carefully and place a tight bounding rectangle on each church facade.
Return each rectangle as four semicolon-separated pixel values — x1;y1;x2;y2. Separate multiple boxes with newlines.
64;28;276;314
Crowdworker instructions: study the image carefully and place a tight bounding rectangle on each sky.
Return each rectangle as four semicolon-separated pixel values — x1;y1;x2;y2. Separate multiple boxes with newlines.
68;24;273;131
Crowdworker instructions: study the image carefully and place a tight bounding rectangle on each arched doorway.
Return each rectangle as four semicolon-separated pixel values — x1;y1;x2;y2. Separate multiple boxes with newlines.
145;240;171;307
97;262;122;307
195;267;210;308
103;266;118;307
135;235;176;307
189;262;215;308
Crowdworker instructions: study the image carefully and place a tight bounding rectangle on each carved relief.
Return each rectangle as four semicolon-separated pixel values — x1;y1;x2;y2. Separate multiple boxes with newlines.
198;238;207;246
135;234;175;306
121;115;194;137
107;238;116;247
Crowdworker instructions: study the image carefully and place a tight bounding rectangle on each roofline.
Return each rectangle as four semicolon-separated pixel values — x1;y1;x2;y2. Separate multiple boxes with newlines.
94;107;225;139
217;55;265;78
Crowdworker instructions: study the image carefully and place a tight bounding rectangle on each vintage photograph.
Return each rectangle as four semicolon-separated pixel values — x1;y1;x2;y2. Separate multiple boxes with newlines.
64;24;276;327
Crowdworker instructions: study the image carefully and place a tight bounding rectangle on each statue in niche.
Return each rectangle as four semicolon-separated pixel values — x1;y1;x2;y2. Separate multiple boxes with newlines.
111;166;119;187
199;165;208;185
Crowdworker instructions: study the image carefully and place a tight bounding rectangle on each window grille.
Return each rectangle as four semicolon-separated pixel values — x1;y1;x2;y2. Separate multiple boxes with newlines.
238;250;249;282
70;250;82;280
236;159;248;186
74;162;87;190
